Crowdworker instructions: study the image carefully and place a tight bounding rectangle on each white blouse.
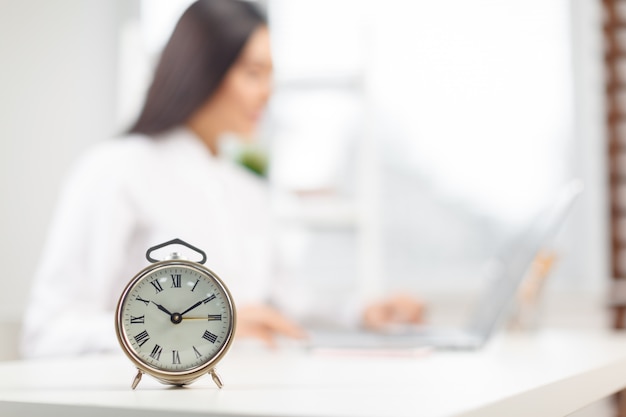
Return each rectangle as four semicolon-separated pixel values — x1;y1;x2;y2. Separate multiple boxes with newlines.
21;128;278;358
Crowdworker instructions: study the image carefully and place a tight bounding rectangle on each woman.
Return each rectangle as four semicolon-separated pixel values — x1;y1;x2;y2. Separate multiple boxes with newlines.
21;0;422;358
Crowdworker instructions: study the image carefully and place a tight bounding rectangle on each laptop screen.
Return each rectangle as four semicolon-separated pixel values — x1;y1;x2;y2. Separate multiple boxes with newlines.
464;180;583;339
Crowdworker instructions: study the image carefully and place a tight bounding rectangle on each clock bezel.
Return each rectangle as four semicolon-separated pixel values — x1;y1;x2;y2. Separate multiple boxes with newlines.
115;259;237;386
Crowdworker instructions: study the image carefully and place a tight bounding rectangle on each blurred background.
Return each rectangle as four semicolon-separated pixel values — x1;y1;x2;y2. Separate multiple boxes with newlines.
0;0;610;363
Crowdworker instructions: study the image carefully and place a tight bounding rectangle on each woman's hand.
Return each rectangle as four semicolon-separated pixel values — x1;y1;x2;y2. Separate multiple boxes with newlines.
235;304;307;347
362;294;425;330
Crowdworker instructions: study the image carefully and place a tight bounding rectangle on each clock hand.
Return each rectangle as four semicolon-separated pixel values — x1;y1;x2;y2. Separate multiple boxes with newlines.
180;300;203;316
151;301;174;316
182;314;223;321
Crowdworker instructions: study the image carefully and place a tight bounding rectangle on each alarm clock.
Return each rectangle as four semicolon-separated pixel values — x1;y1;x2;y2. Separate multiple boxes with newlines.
115;238;236;389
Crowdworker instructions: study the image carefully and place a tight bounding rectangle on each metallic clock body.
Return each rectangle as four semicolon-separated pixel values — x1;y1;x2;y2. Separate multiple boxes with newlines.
115;257;236;389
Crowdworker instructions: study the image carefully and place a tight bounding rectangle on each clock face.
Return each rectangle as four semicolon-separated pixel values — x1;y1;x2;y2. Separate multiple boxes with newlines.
118;263;234;373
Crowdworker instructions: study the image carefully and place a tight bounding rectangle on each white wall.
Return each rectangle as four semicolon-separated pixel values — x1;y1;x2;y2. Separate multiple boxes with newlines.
0;0;122;357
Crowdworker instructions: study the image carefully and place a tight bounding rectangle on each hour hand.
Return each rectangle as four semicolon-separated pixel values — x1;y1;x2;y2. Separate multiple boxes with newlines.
151;301;173;316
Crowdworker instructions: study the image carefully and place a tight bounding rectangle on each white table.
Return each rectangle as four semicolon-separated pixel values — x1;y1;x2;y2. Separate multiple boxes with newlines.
2;330;626;417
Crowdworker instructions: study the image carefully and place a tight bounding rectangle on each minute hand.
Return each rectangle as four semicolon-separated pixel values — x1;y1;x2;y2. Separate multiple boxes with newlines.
180;300;203;316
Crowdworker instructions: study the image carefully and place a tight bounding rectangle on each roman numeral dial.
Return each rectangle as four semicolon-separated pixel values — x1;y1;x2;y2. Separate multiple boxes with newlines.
119;263;233;373
130;315;145;324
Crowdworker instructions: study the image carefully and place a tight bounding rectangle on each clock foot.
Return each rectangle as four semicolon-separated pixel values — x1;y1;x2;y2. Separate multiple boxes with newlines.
131;369;143;390
209;369;223;389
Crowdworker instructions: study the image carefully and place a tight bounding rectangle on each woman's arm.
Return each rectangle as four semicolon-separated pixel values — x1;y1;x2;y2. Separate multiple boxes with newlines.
20;147;135;358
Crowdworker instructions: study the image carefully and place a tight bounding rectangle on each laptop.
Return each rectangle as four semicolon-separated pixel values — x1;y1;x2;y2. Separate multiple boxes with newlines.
306;180;583;351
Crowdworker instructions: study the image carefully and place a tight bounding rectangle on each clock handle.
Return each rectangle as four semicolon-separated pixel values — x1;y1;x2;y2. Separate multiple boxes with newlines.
146;238;207;264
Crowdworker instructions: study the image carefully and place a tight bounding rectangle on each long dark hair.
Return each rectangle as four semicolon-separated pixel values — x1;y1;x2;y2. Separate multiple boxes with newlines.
127;0;266;136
